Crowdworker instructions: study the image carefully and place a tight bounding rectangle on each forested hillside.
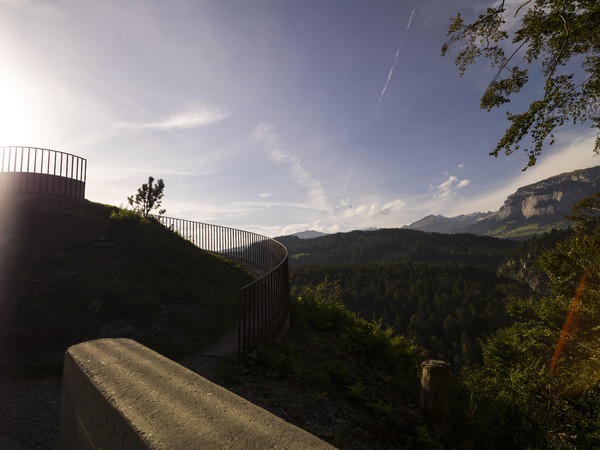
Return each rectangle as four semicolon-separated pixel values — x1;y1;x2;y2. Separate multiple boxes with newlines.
497;227;571;291
281;228;526;367
291;262;528;367
277;228;516;269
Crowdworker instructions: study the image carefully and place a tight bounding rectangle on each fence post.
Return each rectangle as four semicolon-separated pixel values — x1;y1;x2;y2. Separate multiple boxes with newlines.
420;359;450;434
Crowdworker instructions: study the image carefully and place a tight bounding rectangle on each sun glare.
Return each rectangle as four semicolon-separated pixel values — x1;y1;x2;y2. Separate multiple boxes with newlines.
0;80;31;145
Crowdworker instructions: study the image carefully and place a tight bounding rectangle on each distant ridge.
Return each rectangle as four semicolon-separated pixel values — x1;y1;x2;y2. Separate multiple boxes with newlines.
403;212;491;234
292;230;328;239
405;165;600;239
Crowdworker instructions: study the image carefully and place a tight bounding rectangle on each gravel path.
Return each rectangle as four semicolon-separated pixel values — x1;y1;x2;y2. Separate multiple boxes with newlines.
0;350;231;449
0;376;62;449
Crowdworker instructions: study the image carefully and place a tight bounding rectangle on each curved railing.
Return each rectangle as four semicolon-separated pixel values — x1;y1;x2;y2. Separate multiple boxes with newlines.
0;146;87;198
156;216;290;354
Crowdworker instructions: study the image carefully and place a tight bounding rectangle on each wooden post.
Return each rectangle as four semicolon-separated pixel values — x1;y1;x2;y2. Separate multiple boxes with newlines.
420;359;450;434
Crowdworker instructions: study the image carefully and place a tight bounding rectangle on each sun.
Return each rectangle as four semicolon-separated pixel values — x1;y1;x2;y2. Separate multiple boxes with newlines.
0;80;31;146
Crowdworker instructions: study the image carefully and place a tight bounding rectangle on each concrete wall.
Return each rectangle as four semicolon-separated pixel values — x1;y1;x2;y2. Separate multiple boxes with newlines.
0;172;85;198
59;338;333;449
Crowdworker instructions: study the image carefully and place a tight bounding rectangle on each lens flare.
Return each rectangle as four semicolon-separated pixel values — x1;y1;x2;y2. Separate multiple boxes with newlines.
550;271;588;374
550;271;600;396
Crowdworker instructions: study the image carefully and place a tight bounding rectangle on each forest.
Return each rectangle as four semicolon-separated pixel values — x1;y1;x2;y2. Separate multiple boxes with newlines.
285;227;574;368
281;194;600;447
291;261;526;368
277;228;516;269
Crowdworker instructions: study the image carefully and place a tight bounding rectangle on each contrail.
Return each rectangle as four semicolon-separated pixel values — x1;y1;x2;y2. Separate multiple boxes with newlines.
377;6;415;109
377;47;402;108
344;160;357;188
406;6;415;30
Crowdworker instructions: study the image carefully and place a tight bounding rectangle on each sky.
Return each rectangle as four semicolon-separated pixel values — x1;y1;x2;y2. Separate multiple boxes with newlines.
1;0;598;237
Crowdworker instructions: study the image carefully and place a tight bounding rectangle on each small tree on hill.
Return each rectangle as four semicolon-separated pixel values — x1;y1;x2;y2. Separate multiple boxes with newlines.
128;176;166;218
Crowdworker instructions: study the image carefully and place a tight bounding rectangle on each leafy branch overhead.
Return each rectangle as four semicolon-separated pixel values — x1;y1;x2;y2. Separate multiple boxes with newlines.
442;0;600;169
128;176;166;217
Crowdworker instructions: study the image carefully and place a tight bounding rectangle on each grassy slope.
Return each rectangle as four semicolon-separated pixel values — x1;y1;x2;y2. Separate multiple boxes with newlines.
485;219;570;240
216;292;431;449
0;196;253;375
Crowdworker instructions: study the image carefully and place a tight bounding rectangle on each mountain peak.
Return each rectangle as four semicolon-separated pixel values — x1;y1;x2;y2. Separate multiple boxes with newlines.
406;165;600;239
292;230;328;239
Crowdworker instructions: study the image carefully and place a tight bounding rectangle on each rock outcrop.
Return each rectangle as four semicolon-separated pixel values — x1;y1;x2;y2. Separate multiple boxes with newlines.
405;165;600;239
494;167;600;220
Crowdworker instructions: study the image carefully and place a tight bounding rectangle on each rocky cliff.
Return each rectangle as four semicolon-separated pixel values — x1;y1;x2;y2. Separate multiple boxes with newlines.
406;165;600;239
494;166;600;220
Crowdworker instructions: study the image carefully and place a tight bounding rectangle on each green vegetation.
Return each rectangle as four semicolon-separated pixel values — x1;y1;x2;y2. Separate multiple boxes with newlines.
280;195;600;447
0;196;253;376
217;279;428;449
448;194;600;448
277;228;517;269
443;1;600;168
291;262;528;368
127;175;166;217
290;252;311;262
489;223;557;239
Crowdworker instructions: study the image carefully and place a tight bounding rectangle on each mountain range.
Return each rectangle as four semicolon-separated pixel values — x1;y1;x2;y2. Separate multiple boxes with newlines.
404;165;600;239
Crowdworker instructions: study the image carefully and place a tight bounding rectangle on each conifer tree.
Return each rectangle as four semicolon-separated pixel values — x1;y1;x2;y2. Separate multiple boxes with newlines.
128;176;166;218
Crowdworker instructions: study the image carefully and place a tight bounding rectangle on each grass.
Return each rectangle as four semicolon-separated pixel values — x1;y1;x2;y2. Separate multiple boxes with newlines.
291;252;311;261
0;196;254;376
215;280;430;449
490;223;565;239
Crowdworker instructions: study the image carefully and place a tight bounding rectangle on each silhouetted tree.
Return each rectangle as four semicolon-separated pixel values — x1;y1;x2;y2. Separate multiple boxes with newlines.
128;176;166;217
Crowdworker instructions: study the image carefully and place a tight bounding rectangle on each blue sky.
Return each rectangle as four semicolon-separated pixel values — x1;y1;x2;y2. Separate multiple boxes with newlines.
1;0;598;236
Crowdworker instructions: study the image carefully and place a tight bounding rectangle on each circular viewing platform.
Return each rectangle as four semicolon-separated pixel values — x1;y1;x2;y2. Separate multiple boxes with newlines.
0;146;87;199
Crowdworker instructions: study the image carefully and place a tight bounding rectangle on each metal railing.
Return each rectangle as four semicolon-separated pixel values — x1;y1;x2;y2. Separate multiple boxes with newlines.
0;146;87;198
156;216;290;354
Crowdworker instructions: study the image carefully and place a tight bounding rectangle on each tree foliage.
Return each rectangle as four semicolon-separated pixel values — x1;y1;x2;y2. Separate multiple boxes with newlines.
278;228;516;269
456;196;600;448
128;176;166;218
442;0;600;168
291;261;527;367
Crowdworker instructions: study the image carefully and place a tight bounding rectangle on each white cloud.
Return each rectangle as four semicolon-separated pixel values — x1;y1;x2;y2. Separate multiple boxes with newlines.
1;0;65;18
430;175;470;198
338;198;352;208
343;199;405;219
259;220;340;238
252;122;331;213
113;107;231;131
258;193;272;198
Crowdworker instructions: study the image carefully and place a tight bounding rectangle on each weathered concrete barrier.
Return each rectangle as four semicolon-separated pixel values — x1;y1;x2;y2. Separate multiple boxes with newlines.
59;338;333;449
